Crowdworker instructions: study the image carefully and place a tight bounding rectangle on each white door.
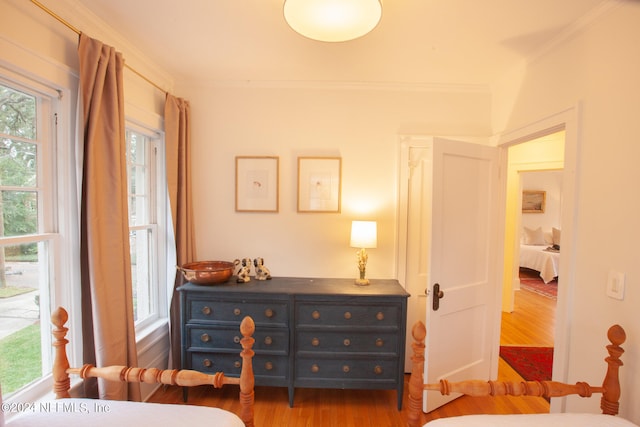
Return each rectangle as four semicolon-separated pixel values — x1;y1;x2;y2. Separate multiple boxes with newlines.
398;136;500;412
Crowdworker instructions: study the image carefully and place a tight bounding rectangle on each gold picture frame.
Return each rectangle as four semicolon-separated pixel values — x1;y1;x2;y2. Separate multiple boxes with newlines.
235;156;279;212
297;157;342;213
522;190;546;213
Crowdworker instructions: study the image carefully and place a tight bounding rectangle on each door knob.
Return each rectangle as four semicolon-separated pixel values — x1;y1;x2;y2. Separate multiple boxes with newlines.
432;283;445;311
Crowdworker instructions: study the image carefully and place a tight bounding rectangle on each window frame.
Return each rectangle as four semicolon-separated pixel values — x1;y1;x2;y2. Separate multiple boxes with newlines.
0;70;79;404
125;120;168;335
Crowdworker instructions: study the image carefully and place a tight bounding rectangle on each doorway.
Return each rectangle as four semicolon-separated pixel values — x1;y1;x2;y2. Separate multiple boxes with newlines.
498;133;564;385
496;107;580;414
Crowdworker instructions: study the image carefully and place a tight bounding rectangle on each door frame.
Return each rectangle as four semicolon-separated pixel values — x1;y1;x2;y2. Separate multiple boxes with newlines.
496;104;581;413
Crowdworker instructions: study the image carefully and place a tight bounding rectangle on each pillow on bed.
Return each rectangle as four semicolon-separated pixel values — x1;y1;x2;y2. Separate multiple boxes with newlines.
523;227;546;245
552;227;561;245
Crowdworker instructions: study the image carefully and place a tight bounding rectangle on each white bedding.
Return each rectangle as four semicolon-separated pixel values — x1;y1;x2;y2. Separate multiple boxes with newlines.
519;244;560;283
425;413;639;427
5;398;244;427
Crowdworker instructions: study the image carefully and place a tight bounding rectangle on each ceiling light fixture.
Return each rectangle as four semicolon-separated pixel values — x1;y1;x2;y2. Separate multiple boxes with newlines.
283;0;382;43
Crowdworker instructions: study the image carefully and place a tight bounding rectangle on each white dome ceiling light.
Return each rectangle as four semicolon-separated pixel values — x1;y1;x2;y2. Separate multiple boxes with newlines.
283;0;382;42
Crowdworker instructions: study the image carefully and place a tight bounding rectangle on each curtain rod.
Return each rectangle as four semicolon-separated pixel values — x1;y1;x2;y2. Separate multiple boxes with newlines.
30;0;168;95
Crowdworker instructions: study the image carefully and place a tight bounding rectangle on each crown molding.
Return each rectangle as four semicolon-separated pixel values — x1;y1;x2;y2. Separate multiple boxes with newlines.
188;79;491;94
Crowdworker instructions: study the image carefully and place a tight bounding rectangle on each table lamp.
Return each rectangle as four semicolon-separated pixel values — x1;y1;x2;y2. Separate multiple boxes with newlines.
350;220;377;285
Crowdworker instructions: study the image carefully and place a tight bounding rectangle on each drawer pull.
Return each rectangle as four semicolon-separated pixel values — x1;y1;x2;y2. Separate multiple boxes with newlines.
376;311;385;321
234;308;241;316
375;338;384;347
342;365;350;373
264;336;273;346
311;364;320;373
343;338;351;347
201;306;212;316
344;311;352;320
374;365;383;375
264;308;274;318
234;335;241;344
203;359;212;368
312;310;320;320
265;361;274;371
200;333;210;342
311;337;320;347
235;361;241;369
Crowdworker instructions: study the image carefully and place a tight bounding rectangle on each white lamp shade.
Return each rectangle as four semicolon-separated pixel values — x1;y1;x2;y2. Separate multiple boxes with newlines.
350;221;377;248
284;0;382;42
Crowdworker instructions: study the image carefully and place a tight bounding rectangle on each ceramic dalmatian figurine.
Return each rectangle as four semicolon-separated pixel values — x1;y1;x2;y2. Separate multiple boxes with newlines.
253;257;272;281
234;258;252;283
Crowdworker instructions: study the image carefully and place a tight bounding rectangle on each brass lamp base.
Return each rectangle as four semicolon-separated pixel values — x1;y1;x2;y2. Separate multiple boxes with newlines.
355;278;370;286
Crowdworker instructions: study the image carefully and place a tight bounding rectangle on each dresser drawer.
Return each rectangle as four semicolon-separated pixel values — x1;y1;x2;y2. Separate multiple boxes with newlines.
296;330;398;354
187;325;288;355
295;357;397;382
189;352;288;381
187;298;288;326
296;302;400;327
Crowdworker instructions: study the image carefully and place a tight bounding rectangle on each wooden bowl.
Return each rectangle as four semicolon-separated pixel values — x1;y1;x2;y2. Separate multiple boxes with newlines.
177;260;235;285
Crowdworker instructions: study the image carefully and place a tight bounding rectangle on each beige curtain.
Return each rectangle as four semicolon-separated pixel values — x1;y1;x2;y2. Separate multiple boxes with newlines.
165;94;196;369
78;33;141;401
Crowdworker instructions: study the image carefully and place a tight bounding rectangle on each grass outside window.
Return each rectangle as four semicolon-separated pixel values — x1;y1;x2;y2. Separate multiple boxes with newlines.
0;323;42;395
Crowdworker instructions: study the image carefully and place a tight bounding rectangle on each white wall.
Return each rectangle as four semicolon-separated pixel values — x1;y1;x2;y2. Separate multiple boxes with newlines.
177;81;492;279
493;2;640;422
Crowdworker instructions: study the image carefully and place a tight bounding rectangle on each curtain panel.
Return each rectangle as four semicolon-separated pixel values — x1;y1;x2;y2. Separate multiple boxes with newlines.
77;33;141;401
165;94;196;369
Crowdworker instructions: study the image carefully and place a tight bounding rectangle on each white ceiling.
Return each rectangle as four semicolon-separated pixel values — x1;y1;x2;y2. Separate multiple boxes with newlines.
72;0;610;87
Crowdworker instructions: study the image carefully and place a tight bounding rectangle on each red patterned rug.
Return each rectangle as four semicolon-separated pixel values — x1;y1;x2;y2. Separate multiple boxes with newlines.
500;346;553;381
519;269;558;299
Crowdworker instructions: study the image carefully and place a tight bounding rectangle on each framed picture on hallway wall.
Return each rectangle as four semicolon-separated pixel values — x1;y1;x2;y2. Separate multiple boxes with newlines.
522;190;546;213
235;156;279;212
297;157;342;213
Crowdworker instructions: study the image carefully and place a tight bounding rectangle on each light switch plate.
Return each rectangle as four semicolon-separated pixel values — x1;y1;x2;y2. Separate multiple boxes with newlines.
606;271;625;300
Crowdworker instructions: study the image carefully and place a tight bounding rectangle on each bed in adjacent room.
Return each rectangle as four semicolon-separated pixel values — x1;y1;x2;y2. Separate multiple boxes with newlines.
519;226;561;283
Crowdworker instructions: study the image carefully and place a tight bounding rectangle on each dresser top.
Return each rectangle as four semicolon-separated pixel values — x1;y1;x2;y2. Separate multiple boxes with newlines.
178;277;409;297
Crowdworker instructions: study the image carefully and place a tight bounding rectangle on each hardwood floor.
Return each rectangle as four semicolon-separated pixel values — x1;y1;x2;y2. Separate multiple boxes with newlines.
147;288;556;426
501;283;556;347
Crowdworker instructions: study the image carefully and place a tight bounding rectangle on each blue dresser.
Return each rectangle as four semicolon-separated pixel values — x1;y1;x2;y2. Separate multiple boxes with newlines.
179;277;409;409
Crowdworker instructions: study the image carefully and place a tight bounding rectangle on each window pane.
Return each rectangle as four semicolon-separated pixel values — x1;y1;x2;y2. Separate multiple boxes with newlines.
0;85;36;140
0;140;37;187
0;242;51;397
130;229;152;323
1;191;38;237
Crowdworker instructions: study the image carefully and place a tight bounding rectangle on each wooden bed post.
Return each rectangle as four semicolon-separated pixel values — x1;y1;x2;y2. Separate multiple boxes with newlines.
51;306;71;399
407;321;426;427
238;316;255;427
601;324;625;416
405;321;627;425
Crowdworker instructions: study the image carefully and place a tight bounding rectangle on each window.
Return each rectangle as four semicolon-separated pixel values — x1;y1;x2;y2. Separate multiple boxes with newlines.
0;79;61;397
126;125;166;332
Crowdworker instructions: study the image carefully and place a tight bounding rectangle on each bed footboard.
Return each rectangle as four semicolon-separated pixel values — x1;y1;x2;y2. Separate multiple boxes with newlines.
407;321;626;427
51;307;255;427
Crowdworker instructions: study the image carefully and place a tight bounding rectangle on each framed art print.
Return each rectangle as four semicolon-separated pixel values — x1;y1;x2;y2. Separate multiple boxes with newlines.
297;156;341;213
522;190;546;213
235;156;279;212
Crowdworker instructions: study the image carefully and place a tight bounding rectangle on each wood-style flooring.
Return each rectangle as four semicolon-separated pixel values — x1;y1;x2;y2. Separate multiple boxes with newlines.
147;287;556;426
